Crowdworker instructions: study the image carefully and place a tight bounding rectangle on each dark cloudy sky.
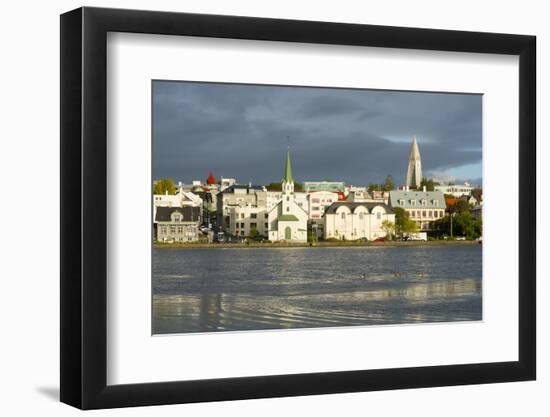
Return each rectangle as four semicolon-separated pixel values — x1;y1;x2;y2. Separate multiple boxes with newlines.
153;80;482;186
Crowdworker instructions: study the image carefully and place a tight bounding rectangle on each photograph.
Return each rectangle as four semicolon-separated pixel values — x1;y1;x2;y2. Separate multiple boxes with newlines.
152;80;483;335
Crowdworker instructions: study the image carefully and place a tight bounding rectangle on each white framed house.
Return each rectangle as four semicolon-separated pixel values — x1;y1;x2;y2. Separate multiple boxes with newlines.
323;202;395;241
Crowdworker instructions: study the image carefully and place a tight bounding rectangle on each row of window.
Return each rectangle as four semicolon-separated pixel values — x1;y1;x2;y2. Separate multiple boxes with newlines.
235;222;269;230
408;210;444;219
238;212;268;219
340;212;383;220
159;225;196;235
398;199;439;206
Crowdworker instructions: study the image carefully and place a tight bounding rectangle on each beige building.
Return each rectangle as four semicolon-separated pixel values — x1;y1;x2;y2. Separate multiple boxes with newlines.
155;206;201;242
217;184;267;233
389;190;446;230
323;202;395;241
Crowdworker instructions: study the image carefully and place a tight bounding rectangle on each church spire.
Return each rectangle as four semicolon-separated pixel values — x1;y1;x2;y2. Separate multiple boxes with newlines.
283;146;294;184
405;136;423;189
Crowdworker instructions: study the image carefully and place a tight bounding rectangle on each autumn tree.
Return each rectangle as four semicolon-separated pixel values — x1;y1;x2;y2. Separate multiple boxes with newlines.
153;178;176;195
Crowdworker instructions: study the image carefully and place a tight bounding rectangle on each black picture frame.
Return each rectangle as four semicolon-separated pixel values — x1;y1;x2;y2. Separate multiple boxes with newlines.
60;6;536;410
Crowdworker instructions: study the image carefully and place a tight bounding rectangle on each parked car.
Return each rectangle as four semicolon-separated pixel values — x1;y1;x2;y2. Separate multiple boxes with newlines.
373;237;385;242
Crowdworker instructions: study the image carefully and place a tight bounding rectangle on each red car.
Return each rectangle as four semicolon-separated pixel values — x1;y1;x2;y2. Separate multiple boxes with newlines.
373;237;385;242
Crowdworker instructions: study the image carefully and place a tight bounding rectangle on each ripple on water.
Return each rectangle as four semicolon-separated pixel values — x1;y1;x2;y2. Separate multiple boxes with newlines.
152;245;482;334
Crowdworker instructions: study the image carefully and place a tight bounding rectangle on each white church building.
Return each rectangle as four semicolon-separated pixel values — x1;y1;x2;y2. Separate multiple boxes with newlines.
267;148;308;242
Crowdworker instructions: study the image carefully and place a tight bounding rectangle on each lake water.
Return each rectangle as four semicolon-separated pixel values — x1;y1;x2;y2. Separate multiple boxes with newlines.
152;245;482;334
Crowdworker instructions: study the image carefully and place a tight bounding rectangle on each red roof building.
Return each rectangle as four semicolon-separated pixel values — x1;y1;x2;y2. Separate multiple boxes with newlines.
206;171;217;185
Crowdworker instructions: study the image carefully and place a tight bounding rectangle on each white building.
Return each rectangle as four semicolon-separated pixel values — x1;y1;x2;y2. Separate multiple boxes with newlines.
434;182;475;197
267;148;308;242
153;191;202;222
227;204;269;238
323;202;395;241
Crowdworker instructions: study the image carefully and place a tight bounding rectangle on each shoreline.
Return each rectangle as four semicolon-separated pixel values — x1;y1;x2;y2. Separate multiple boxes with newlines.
153;240;481;250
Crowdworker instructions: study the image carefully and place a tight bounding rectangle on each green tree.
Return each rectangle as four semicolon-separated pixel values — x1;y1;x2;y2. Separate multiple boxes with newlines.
153;178;176;195
265;181;303;191
419;177;440;191
381;219;395;240
249;228;261;240
433;212;482;239
448;199;470;214
393;207;419;238
368;183;382;193
383;175;395;191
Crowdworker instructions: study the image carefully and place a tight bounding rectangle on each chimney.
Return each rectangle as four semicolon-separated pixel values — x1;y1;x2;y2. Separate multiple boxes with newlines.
423;185;426;192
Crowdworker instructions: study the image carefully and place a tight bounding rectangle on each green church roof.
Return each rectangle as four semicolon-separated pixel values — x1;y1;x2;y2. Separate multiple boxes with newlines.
277;214;299;222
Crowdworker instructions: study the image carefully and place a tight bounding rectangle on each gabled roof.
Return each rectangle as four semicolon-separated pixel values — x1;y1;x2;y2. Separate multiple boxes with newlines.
389;190;446;209
155;206;201;222
323;201;394;215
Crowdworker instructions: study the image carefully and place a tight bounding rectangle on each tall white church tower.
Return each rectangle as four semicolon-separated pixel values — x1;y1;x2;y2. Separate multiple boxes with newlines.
405;136;423;189
281;146;294;213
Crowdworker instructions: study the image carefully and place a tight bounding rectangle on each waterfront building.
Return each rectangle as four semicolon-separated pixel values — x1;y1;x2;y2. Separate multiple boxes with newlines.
323;202;395;241
389;190;446;231
405;136;423;189
227;204;269;238
307;191;340;238
155;206;201;242
153;190;202;222
434;182;475;197
267;148;308;242
217;184;267;234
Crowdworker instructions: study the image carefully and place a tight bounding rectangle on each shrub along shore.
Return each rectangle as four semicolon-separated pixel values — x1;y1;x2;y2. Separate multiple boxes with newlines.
153;239;481;250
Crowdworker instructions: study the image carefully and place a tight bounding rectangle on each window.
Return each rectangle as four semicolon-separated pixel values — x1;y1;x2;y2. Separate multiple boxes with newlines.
251;213;257;219
359;213;364;220
240;222;245;228
286;207;290;212
399;199;405;206
376;212;381;220
286;196;290;201
428;211;433;218
433;200;439;206
421;199;427;206
312;198;320;204
264;223;268;229
240;213;245;219
422;211;426;217
240;231;244;236
312;206;320;211
341;212;346;219
170;226;176;233
235;223;239;228
177;226;183;233
264;213;268;219
250;223;257;228
410;200;416;206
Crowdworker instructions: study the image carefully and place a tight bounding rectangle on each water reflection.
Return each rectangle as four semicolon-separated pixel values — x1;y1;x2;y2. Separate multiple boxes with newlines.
153;245;482;334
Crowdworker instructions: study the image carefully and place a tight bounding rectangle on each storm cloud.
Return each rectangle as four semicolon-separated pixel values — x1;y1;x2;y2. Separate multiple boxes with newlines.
153;81;482;186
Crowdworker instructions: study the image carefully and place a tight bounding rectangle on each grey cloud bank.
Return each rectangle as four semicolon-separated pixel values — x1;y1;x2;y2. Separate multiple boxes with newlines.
153;81;482;186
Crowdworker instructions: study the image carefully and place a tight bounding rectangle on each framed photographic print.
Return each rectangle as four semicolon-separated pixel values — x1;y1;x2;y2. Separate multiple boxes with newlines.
60;6;536;409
